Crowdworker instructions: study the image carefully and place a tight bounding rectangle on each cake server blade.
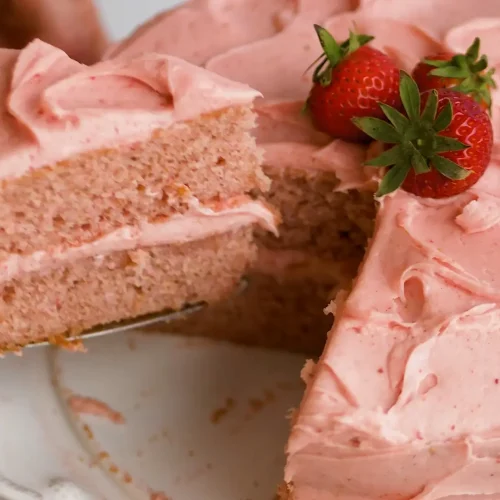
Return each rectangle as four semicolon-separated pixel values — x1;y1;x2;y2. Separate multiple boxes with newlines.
26;278;248;349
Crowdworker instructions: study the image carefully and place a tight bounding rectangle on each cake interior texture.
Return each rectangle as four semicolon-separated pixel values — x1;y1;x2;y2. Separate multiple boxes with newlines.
0;105;264;257
167;161;375;353
0;40;276;350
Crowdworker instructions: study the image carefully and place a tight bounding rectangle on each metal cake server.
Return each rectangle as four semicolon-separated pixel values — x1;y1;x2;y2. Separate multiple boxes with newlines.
26;279;248;349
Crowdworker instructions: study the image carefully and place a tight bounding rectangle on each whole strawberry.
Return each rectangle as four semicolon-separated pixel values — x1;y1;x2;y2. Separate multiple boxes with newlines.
412;38;496;112
353;72;493;198
307;25;401;142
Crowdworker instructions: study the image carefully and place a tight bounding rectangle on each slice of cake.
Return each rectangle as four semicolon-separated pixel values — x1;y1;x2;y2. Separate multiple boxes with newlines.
0;39;277;351
0;0;107;64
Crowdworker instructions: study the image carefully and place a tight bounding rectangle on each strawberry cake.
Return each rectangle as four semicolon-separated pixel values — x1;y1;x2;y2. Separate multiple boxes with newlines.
5;0;500;496
0;39;277;350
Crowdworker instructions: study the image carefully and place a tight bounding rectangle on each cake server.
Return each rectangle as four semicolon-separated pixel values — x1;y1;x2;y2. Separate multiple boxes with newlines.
26;278;248;349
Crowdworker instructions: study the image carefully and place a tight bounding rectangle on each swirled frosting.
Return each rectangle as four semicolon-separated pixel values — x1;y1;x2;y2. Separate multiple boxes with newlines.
109;0;500;497
104;0;292;64
282;4;500;500
286;162;500;499
0;39;259;180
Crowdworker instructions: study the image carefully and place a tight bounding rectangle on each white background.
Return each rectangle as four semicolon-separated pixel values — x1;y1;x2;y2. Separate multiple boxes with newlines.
95;0;184;40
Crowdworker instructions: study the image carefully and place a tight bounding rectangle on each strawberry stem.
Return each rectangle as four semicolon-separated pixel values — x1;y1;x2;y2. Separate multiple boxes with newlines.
353;71;470;197
424;37;496;112
310;25;374;87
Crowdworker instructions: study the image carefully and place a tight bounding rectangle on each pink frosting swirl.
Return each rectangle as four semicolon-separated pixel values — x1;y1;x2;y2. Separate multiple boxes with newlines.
0;39;259;180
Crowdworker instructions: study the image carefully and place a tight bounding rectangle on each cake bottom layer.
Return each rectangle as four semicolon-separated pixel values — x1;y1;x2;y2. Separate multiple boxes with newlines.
159;167;375;354
0;227;256;350
163;254;360;354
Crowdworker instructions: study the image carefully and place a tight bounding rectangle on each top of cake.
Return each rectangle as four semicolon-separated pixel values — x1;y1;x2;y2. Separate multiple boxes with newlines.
0;38;259;180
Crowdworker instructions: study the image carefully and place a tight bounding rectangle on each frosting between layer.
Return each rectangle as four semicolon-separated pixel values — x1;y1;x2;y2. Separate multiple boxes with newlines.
0;197;278;283
0;39;259;180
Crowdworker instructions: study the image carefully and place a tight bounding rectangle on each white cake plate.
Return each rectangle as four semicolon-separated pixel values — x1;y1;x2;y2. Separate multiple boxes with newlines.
0;332;305;499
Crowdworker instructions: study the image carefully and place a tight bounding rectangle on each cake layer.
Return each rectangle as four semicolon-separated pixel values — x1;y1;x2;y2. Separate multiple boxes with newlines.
163;251;361;354
256;142;375;255
0;227;256;350
0;40;259;179
0;105;268;258
0;198;277;284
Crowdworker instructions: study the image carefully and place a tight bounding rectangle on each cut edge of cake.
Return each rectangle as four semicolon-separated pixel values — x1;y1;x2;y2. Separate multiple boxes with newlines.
0;39;279;350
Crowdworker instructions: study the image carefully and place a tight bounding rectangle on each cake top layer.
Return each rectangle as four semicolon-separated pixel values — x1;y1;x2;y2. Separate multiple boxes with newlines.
0;39;259;180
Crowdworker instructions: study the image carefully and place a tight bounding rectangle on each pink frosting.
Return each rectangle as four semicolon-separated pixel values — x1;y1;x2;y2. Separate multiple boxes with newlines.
445;18;500;64
207;13;439;100
263;141;377;192
0;197;277;283
104;0;293;64
105;0;357;64
0;39;259;180
358;0;500;39
286;171;500;498
282;3;500;499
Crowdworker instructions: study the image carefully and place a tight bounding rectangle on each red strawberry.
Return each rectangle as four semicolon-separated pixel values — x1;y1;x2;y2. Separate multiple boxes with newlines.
412;38;496;112
306;25;401;142
353;72;493;198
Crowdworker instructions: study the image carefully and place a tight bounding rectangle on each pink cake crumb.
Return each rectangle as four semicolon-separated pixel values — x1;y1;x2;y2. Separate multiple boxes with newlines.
68;394;125;424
